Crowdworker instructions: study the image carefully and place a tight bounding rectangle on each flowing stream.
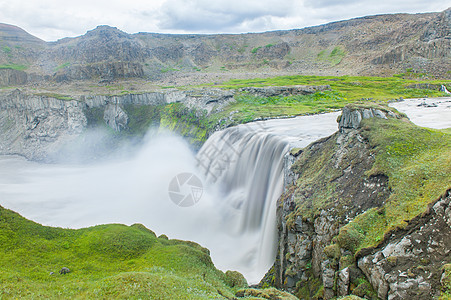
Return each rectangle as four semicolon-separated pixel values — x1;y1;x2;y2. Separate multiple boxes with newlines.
0;97;448;283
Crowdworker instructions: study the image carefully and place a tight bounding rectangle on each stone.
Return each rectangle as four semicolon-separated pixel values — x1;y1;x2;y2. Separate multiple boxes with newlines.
338;267;350;296
103;103;128;131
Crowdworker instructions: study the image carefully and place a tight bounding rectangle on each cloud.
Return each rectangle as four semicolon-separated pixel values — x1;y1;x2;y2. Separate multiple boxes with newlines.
0;0;449;41
157;0;296;32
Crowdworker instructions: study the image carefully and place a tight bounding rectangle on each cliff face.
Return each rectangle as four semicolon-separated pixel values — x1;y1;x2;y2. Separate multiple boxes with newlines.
0;8;450;86
0;88;235;161
266;106;451;299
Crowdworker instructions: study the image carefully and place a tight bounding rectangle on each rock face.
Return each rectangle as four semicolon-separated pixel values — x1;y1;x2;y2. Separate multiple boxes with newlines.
265;105;451;299
0;88;235;161
0;89;87;161
358;190;451;300
240;85;331;98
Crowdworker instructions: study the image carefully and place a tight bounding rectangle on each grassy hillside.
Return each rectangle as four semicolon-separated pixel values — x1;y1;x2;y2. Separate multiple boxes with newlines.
210;75;450;125
0;206;247;299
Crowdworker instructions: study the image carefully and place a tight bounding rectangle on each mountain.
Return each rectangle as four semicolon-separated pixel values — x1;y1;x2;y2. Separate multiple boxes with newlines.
0;9;450;86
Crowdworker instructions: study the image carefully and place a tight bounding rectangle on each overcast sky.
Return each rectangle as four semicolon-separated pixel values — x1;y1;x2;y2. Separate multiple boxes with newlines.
0;0;449;41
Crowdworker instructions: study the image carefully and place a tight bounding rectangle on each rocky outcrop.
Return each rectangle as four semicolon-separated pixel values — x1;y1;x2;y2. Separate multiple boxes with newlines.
266;105;450;299
0;88;236;161
270;107;395;295
54;62;144;81
358;190;451;300
0;69;28;86
0;89;87;161
240;85;330;98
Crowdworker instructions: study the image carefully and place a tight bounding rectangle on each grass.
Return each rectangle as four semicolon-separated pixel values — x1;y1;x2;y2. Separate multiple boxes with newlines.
34;92;74;101
222;90;348;124
337;118;451;253
317;47;346;66
0;63;28;71
0;206;245;299
205;74;450;125
55;62;71;71
215;75;450;100
441;264;451;299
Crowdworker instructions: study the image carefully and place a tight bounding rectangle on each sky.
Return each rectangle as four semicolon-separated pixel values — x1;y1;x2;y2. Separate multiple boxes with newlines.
0;0;449;41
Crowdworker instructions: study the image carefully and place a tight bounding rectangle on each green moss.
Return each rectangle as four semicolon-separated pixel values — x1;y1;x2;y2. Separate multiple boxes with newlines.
338;296;365;300
0;205;239;299
296;277;323;299
123;104;162;136
224;270;248;289
236;287;297;299
324;243;341;260
317;46;346;66
337;118;451;253
351;277;377;299
441;264;451;299
34;92;74;101
55;62;71;71
0;63;28;71
159;103;217;147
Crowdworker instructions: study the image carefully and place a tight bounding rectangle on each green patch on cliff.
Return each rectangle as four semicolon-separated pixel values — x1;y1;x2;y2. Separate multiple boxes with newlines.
0;63;28;71
34;92;74;101
338;118;451;253
160;103;217;148
123;104;162;136
0;205;243;299
317;47;346;66
441;264;451;299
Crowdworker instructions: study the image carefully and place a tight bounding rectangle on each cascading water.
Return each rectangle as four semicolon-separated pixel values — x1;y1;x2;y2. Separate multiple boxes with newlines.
196;126;290;279
0;112;340;283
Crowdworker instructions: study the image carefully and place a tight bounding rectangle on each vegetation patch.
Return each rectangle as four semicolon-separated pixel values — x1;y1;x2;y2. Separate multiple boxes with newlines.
0;206;243;299
55;62;71;71
34;92;74;101
337;118;451;253
0;63;28;71
159;103;217;148
441;264;451;299
317;46;346;66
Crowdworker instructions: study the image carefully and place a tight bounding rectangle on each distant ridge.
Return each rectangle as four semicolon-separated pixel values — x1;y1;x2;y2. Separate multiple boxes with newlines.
0;8;449;86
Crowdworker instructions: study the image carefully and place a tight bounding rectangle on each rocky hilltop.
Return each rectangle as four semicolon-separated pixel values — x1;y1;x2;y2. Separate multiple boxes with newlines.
0;8;450;87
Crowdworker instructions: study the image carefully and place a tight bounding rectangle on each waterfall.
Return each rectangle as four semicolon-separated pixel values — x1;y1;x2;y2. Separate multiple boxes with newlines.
197;124;290;279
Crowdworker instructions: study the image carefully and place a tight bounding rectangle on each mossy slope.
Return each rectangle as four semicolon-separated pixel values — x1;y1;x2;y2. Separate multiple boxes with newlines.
0;206;246;299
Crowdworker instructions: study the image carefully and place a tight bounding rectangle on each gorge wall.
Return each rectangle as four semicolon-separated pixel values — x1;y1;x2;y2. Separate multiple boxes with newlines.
0;88;235;161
